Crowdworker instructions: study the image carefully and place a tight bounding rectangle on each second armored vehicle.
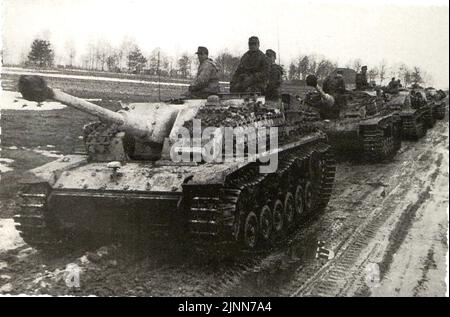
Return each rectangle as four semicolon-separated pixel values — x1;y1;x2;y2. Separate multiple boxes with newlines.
384;87;433;139
298;75;402;162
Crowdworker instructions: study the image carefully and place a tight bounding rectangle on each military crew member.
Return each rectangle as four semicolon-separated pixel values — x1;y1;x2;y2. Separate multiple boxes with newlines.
387;77;400;92
230;36;269;93
265;49;283;100
321;70;347;119
323;70;346;95
187;46;219;98
355;65;369;90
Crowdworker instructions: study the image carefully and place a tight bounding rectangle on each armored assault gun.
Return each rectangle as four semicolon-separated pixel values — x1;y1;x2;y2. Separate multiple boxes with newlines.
14;75;336;252
383;87;434;140
298;75;402;162
425;87;447;120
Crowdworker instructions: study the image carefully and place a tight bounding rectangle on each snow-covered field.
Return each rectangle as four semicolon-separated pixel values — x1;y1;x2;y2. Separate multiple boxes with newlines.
0;90;66;111
2;69;191;87
0;219;24;252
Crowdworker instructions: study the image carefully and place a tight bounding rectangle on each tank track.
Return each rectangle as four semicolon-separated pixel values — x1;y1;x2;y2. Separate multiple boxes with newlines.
433;103;446;120
401;113;426;140
362;117;402;162
423;107;436;129
183;141;336;252
14;183;62;251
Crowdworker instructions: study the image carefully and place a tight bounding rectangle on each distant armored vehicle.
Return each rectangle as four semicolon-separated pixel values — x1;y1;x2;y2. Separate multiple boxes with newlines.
425;87;446;120
14;75;336;252
299;75;402;162
384;87;433;139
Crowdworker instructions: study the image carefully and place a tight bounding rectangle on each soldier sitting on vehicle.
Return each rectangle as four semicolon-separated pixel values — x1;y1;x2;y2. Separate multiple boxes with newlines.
265;49;283;101
388;77;399;90
355;65;370;90
187;46;219;98
306;74;343;120
323;70;346;95
321;70;347;118
230;36;269;94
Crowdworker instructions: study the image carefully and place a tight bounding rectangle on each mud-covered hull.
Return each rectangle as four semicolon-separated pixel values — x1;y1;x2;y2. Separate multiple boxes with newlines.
399;109;429;140
309;114;402;162
15;132;336;252
432;101;446;120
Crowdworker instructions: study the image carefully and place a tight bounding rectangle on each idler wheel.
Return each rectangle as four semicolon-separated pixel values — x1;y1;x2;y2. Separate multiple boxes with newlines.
284;192;295;229
304;181;314;212
294;184;305;218
272;199;284;233
259;204;273;242
243;211;258;249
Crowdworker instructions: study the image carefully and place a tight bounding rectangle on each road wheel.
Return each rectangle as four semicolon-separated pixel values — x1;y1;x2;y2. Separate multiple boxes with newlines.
304;181;314;212
284;192;295;230
272;199;284;233
259;204;272;243
243;211;258;249
294;184;305;218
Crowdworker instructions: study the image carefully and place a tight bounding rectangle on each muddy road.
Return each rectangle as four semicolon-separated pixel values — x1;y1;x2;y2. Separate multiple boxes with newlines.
0;82;448;296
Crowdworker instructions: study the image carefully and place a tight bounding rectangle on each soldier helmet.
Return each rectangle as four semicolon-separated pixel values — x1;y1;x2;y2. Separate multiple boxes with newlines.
306;74;318;87
195;46;209;55
361;65;368;70
248;36;260;44
265;49;276;58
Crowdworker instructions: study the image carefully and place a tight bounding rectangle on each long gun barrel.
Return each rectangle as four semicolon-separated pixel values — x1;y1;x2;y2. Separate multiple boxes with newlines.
18;75;162;144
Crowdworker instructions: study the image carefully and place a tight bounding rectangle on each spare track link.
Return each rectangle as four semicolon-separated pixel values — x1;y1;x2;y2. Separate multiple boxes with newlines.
183;140;336;252
14;183;61;250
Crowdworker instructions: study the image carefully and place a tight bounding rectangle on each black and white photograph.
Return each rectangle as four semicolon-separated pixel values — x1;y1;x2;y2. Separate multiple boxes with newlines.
0;0;448;299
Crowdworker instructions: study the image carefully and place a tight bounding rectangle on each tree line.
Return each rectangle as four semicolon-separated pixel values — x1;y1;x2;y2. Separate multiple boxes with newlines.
24;37;431;85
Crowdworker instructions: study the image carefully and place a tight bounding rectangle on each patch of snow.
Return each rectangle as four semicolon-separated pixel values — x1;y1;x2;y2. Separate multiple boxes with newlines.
32;148;63;158
0;261;7;270
2;69;191;87
0;158;14;173
46;145;56;148
7;146;18;150
0;219;24;252
0;283;13;294
0;91;66;111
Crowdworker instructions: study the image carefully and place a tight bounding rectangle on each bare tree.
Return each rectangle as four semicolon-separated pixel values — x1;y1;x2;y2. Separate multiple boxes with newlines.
411;66;424;84
95;39;113;71
118;36;139;71
398;64;412;86
297;55;310;80
177;53;192;79
288;62;298;80
378;60;388;85
353;59;362;73
367;67;379;83
315;58;336;81
215;51;240;81
65;39;77;67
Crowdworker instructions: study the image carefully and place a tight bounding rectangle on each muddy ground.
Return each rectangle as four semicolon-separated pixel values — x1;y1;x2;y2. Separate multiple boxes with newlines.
0;72;448;296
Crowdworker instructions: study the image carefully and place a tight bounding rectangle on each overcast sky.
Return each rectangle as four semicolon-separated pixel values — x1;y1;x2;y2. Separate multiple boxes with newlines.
1;0;448;88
